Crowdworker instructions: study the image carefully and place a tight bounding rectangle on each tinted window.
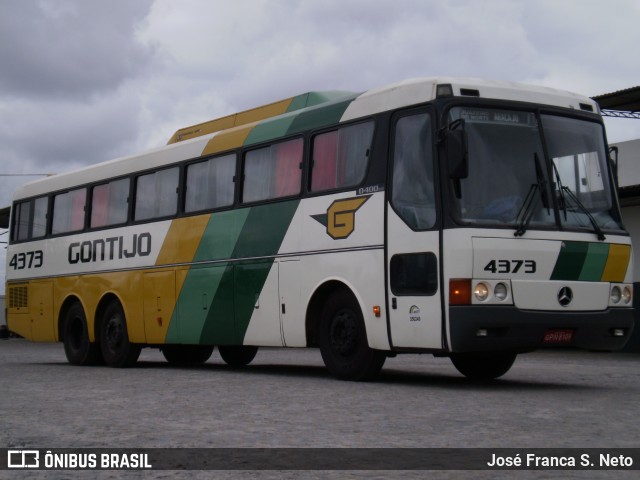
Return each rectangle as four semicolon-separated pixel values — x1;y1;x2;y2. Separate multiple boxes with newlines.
311;122;374;192
390;252;438;296
52;188;86;234
135;167;179;220
243;138;303;203
391;114;436;230
185;154;235;212
32;196;48;238
91;178;130;228
13;201;31;241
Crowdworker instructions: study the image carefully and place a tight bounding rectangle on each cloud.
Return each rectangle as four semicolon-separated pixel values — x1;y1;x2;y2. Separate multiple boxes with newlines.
0;0;155;99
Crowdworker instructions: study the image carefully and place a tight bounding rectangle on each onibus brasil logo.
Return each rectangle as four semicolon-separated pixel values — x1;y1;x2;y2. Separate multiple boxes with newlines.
311;195;371;240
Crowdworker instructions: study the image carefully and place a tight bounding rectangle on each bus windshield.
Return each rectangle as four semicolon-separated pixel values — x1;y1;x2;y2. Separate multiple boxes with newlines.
448;107;623;233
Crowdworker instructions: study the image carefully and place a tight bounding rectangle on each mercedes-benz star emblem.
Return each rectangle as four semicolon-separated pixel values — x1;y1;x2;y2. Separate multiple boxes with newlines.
558;287;573;307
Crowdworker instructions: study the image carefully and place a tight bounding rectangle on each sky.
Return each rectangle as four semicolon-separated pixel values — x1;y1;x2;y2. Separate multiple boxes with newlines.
1;0;640;288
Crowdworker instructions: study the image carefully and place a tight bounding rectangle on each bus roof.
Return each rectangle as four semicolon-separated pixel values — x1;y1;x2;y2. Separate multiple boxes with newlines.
12;77;599;201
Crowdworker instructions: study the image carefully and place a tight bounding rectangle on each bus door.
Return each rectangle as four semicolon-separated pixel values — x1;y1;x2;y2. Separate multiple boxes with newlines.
386;110;442;350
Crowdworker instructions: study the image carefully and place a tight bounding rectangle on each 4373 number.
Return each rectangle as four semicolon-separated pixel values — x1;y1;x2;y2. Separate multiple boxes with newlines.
484;259;536;274
9;250;44;270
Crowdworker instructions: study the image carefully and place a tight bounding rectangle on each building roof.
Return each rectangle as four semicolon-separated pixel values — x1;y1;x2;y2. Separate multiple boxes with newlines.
593;86;640;118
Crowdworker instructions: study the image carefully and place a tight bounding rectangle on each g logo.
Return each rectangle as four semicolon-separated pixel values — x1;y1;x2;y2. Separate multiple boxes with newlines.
312;195;371;240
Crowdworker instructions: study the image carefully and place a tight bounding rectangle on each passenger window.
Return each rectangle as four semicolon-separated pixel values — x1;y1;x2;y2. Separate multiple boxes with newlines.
13;201;31;241
135;167;179;220
391;114;436;230
91;178;130;228
185;154;236;212
310;121;374;192
52;188;87;234
32;196;48;238
243;138;303;203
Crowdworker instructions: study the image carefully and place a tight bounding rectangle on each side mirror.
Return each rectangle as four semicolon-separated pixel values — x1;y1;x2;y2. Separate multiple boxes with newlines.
447;128;469;179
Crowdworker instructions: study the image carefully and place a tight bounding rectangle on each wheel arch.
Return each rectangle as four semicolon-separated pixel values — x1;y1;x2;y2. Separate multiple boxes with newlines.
305;279;363;347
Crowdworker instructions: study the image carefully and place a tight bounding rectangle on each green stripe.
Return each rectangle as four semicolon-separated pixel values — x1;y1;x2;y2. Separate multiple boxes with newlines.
244;113;297;146
198;200;299;344
165;208;250;344
165;200;296;345
551;241;589;281
286;97;357;135
578;243;610;281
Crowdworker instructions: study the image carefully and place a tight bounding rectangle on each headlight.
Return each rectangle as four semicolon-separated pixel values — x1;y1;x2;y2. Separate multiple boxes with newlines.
610;286;621;304
494;282;508;301
622;286;632;305
474;282;489;301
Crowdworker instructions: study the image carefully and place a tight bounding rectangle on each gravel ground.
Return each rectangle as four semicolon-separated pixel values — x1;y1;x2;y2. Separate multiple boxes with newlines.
1;339;639;480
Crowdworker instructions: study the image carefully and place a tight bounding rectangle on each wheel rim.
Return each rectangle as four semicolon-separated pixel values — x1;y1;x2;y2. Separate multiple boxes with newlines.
104;314;123;352
329;309;358;357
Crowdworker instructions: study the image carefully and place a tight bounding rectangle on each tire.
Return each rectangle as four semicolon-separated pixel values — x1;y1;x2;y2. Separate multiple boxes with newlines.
162;345;214;365
450;352;517;380
318;290;386;381
218;345;258;366
99;301;141;368
62;302;102;366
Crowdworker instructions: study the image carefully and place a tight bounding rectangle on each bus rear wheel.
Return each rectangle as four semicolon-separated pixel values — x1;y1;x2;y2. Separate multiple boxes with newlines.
218;345;258;366
99;301;141;368
318;290;386;381
450;352;517;380
162;345;214;365
62;302;101;366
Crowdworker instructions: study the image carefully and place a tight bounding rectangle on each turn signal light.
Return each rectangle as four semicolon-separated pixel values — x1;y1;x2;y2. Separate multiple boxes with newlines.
450;279;472;305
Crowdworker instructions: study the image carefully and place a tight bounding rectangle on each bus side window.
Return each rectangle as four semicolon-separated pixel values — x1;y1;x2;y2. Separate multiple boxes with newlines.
52;188;87;234
185;154;235;212
91;178;130;228
12;200;31;241
310;121;374;192
135;167;179;221
243;138;302;203
32;196;48;239
391;114;436;230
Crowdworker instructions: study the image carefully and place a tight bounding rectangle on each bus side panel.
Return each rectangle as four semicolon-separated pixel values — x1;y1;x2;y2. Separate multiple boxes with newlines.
53;271;147;344
29;280;54;342
142;270;176;344
279;191;388;349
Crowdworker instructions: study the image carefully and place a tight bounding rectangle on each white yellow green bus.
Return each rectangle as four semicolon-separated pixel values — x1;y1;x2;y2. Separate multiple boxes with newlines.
5;77;634;380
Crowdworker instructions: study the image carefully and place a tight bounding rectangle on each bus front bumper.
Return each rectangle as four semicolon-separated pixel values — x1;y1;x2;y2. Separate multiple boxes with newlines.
448;306;635;353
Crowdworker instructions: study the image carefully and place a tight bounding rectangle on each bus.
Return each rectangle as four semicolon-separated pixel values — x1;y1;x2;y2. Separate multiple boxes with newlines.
5;77;634;380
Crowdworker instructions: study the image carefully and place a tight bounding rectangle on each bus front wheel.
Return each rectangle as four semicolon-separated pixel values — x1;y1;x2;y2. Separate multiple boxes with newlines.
99;301;141;368
162;345;214;365
318;290;386;381
218;345;258;366
450;352;517;380
62;302;101;366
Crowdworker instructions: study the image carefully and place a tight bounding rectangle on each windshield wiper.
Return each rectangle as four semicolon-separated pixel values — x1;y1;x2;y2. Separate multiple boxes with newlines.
515;153;549;237
551;160;606;241
561;186;606;241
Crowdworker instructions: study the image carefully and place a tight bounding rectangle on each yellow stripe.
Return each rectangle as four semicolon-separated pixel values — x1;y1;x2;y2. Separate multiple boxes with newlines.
155;215;211;266
167;97;294;144
600;244;631;282
201;125;254;156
